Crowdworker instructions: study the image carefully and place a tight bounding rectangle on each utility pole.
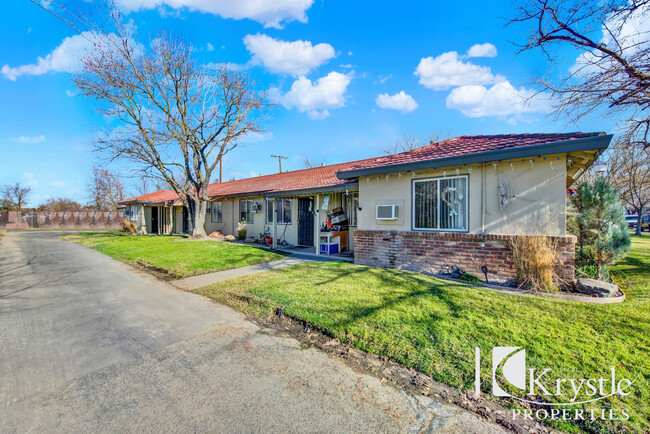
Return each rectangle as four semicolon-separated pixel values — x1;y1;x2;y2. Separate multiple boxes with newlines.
270;155;288;173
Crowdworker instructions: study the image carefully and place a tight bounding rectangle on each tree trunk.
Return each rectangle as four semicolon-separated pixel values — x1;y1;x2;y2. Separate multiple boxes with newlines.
635;211;642;236
186;197;207;238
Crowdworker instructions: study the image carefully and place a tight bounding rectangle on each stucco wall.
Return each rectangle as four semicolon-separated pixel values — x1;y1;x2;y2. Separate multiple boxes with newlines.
357;155;567;236
201;192;357;250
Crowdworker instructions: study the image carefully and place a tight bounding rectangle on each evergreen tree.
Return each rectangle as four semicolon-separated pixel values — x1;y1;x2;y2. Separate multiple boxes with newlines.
570;177;631;279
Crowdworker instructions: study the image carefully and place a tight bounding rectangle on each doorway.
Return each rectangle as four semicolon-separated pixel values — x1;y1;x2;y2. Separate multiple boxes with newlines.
182;207;189;234
298;198;314;246
151;206;159;234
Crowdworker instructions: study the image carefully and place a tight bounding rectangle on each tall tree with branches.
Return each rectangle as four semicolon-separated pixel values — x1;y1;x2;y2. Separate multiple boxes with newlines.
510;0;650;147
35;1;269;236
1;182;31;209
605;139;650;235
87;166;125;211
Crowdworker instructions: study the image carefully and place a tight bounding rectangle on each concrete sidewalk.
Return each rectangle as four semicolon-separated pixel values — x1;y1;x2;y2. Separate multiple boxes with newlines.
170;256;313;290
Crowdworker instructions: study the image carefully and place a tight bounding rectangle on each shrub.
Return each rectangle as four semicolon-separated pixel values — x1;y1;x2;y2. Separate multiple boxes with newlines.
122;218;137;234
236;221;247;240
510;235;559;292
570;177;631;279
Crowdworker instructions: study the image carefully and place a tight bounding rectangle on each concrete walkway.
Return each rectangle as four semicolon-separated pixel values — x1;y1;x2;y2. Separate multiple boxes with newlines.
171;256;314;291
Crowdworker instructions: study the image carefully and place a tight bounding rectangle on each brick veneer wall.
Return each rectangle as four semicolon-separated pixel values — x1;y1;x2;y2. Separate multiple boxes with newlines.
354;230;576;287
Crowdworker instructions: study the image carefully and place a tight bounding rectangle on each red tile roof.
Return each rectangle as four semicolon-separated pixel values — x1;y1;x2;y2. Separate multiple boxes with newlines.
120;190;179;204
340;132;604;173
206;162;358;199
119;132;605;204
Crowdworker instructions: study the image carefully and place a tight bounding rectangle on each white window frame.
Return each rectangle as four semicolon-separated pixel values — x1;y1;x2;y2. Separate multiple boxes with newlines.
277;198;292;224
211;201;222;223
412;175;469;232
128;205;138;222
239;200;254;224
266;200;274;224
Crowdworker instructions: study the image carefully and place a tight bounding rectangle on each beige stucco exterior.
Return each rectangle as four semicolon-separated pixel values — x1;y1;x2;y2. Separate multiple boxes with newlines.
357;154;567;236
201;192;357;251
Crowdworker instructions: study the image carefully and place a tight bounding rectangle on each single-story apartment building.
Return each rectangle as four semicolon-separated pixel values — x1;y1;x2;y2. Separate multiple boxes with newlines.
119;132;612;285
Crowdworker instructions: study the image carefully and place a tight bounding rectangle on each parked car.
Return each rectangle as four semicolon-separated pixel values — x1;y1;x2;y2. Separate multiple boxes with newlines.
642;214;650;232
626;215;638;230
626;214;650;231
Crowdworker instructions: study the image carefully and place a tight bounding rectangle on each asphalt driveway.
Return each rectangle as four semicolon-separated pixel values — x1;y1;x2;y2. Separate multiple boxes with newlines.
0;230;504;433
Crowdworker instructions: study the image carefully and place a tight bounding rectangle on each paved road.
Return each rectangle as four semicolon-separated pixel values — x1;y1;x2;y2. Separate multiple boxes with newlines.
0;231;505;433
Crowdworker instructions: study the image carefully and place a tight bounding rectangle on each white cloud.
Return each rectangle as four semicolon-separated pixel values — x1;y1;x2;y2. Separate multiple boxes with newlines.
446;81;551;119
65;90;75;97
373;74;392;85
414;51;500;90
206;42;214;51
467;43;497;58
23;172;39;188
241;131;274;143
12;135;46;144
50;180;66;188
375;91;418;113
273;71;352;119
243;34;335;76
114;0;313;29
572;4;650;74
1;32;96;81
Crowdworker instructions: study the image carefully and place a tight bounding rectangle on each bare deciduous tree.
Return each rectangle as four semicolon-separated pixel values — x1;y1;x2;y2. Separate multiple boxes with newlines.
302;157;324;169
510;0;650;147
36;1;269;237
382;133;446;155
38;198;85;212
1;182;31;209
87;166;125;211
605;139;650;235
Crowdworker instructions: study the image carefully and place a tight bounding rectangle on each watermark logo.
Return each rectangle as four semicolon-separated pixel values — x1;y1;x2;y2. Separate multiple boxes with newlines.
474;346;639;421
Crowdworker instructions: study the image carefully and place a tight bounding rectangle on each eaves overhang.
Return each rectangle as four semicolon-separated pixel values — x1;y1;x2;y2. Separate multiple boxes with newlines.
335;134;614;179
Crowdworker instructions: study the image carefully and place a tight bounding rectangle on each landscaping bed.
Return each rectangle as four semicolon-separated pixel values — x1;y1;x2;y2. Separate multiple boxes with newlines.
195;237;650;433
66;231;286;278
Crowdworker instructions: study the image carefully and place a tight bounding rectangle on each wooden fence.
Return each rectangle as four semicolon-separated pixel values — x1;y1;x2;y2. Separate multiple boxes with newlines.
0;211;123;229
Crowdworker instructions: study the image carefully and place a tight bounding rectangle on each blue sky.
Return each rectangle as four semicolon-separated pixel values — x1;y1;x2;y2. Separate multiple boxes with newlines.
0;0;616;206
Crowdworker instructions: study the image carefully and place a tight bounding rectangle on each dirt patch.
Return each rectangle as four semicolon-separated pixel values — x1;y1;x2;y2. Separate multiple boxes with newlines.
213;303;553;434
133;260;179;281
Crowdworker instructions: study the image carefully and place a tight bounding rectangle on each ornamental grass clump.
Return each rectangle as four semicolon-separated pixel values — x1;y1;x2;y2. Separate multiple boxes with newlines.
237;221;247;240
122;219;137;234
510;235;559;293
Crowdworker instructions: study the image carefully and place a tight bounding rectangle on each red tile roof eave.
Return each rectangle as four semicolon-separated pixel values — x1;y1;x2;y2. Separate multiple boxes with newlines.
118;133;610;204
335;133;612;179
206;180;356;201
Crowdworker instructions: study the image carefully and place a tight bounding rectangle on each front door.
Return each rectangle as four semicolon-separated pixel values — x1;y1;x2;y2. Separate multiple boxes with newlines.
298;198;314;246
151;207;159;234
182;207;189;234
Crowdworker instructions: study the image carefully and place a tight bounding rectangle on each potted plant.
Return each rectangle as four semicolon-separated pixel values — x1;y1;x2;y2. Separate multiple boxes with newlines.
263;232;273;245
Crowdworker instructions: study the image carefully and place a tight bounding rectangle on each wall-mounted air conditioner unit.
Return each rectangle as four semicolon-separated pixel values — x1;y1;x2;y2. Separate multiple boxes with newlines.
376;204;398;220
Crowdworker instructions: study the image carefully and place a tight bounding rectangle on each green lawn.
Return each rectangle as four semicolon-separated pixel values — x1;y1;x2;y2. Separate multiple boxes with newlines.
67;232;285;278
196;236;650;433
